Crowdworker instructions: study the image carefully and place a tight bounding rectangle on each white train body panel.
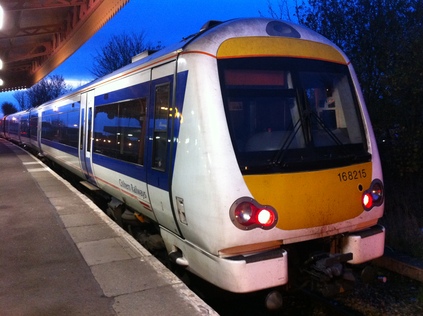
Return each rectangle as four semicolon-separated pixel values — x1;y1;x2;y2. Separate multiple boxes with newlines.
172;53;248;249
92;164;155;218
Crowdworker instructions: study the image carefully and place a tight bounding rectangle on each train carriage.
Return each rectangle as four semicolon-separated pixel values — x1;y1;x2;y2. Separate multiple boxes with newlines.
4;111;26;144
1;18;385;298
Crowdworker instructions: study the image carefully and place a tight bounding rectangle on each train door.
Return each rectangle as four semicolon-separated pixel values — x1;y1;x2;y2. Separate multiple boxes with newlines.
79;90;97;185
146;62;182;236
29;109;41;151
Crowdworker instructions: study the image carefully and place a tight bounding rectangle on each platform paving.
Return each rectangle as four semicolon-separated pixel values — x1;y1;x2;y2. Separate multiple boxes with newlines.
0;138;217;316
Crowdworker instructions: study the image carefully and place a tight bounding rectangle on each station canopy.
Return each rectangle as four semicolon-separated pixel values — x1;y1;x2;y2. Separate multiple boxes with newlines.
0;0;129;92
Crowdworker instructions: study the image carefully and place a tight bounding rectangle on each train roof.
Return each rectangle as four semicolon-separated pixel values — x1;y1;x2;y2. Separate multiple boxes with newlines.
127;18;346;71
184;18;342;54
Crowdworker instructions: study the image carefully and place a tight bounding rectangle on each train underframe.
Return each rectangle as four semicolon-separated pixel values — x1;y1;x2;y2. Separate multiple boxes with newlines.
285;237;360;297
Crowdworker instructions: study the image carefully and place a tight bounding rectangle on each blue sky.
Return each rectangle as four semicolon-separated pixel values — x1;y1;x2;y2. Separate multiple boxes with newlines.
0;0;287;107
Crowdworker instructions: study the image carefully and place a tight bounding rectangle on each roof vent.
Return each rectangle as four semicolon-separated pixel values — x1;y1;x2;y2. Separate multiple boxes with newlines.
131;50;157;63
200;20;222;32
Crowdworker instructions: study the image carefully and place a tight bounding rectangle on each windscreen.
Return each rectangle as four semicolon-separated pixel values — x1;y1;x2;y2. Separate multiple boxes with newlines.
219;58;370;173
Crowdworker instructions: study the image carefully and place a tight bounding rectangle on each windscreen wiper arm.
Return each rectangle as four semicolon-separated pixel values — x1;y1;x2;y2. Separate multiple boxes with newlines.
309;111;344;147
272;118;302;165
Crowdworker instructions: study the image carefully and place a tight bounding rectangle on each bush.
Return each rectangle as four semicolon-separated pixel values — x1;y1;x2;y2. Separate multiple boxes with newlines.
380;173;423;259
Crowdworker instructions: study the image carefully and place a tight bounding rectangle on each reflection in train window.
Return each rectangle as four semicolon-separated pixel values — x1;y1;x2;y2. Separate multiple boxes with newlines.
41;102;80;148
93;98;146;165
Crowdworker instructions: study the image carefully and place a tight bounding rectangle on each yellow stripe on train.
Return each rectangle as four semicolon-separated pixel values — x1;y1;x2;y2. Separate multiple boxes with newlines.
217;37;347;64
243;162;372;230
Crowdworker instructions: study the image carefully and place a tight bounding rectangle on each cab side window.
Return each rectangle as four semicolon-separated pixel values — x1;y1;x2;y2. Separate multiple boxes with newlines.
152;84;170;170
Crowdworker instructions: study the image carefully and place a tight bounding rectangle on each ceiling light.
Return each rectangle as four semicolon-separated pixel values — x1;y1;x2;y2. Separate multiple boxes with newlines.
0;5;3;30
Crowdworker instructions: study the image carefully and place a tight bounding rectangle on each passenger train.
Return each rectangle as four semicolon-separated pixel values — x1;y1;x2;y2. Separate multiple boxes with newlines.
1;18;385;299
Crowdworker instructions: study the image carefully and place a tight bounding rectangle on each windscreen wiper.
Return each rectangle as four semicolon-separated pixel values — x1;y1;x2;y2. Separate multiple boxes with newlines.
309;110;344;147
272;118;302;165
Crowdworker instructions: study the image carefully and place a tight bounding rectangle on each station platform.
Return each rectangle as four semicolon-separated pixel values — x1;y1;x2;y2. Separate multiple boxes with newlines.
0;138;217;316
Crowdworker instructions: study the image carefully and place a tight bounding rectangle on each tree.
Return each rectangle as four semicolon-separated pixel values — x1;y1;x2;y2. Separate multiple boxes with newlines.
26;74;70;108
90;32;161;78
297;0;423;174
259;0;296;21
1;102;18;115
13;90;28;111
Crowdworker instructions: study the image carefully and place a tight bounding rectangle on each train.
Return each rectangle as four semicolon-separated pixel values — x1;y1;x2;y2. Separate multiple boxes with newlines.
1;18;385;302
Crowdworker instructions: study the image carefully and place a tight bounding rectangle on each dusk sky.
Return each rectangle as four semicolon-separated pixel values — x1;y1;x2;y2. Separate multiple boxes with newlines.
0;0;289;107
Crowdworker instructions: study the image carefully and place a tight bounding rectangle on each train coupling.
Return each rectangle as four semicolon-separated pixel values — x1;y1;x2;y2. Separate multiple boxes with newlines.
302;252;355;296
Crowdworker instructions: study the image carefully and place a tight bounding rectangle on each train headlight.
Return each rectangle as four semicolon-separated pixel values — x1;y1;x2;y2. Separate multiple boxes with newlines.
229;197;278;230
362;179;384;211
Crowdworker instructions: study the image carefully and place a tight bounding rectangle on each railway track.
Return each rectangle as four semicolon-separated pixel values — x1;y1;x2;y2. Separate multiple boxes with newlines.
373;249;423;283
300;288;365;316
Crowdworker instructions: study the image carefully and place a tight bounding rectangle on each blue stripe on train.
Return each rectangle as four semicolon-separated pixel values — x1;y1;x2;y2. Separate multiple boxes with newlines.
92;153;147;181
41;138;79;156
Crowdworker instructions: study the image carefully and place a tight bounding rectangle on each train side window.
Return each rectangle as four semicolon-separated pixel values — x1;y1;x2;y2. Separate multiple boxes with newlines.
93;98;146;165
30;112;38;141
20;117;29;138
40;104;80;148
41;110;57;141
9;117;19;135
120;99;147;165
152;84;170;171
66;103;80;148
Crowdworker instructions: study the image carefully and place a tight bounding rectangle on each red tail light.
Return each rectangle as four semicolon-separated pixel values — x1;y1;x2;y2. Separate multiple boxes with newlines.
229;197;278;230
362;179;384;211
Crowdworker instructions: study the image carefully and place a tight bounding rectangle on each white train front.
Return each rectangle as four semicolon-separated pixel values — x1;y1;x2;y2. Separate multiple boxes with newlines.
1;18;385;295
